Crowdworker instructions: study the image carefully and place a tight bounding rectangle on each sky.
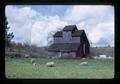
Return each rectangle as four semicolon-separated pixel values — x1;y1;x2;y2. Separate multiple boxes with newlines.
5;5;114;47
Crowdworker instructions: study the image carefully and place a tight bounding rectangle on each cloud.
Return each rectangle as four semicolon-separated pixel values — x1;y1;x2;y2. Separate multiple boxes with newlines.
64;5;114;46
5;5;114;47
31;15;67;46
5;5;40;44
64;5;114;23
6;5;68;46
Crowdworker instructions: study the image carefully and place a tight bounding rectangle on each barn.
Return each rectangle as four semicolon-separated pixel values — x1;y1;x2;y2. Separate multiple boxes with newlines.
48;25;90;58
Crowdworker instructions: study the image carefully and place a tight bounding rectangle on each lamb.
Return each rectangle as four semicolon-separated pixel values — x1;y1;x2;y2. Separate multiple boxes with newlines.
46;62;55;67
31;58;35;63
80;61;88;66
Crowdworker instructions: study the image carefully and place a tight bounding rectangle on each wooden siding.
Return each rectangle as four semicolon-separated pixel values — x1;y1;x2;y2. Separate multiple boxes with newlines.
54;32;80;43
71;37;80;43
63;31;71;43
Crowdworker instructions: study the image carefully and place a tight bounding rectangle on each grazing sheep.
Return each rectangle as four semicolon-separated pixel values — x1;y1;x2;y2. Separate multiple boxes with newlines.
107;56;113;59
25;54;29;58
52;56;58;59
80;61;88;66
33;63;37;66
46;62;55;67
31;58;35;63
82;58;86;60
93;56;100;59
99;55;107;59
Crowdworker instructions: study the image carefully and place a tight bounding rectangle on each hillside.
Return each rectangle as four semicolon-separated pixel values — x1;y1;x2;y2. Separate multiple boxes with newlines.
5;43;114;58
90;47;114;57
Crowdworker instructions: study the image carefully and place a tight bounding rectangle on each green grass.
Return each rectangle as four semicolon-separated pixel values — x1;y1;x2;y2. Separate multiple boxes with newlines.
5;57;114;79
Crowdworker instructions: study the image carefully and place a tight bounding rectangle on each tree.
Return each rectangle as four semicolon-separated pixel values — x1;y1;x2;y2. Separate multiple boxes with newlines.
5;17;14;47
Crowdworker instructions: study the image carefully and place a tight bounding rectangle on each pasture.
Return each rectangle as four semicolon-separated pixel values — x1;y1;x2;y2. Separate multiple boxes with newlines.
5;57;114;79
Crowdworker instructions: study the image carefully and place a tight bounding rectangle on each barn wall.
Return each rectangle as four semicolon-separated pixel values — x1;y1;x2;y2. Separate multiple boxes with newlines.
54;37;63;43
48;52;76;58
47;52;59;58
63;31;71;43
54;33;80;43
61;52;76;58
54;31;72;43
71;37;80;43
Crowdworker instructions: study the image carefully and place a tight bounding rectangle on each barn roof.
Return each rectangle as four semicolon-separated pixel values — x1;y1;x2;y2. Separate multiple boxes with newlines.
53;31;62;37
72;30;84;37
48;43;80;52
53;30;84;37
63;25;77;31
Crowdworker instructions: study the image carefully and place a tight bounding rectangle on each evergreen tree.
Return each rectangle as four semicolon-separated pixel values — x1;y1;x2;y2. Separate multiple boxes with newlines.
5;17;14;47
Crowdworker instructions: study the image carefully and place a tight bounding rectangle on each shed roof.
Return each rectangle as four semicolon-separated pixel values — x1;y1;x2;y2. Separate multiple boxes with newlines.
72;30;84;37
48;43;80;52
53;31;62;37
63;25;77;31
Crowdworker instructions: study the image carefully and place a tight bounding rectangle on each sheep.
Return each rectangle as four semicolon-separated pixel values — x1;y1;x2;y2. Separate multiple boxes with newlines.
82;58;86;60
33;62;37;66
99;55;107;59
25;54;30;58
31;58;35;63
46;62;55;67
107;56;113;59
52;56;58;59
93;56;100;59
80;61;88;66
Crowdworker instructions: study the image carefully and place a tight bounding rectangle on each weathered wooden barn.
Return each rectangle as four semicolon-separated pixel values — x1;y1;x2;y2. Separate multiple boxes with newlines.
48;25;90;58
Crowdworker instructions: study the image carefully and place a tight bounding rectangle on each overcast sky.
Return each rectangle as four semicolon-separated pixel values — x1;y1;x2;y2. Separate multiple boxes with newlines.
5;5;114;47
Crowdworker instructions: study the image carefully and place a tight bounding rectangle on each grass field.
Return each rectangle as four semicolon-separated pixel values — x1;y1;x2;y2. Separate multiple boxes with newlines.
5;57;114;79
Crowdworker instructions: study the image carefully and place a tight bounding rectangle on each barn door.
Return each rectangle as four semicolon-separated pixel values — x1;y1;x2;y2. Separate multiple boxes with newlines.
83;44;85;55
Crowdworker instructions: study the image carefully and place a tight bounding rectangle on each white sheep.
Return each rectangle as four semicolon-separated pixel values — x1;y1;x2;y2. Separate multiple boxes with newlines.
33;62;37;66
93;56;100;59
107;56;113;59
82;58;86;60
31;58;35;63
25;54;30;58
46;62;55;67
99;55;107;59
80;61;88;66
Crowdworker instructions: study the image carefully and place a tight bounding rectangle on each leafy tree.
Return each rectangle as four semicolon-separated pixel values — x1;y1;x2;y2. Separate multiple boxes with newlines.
5;17;14;47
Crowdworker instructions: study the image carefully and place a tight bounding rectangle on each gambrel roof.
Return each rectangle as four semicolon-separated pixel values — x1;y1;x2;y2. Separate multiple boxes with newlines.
72;30;84;37
53;30;84;37
53;31;62;37
48;43;80;52
63;25;77;31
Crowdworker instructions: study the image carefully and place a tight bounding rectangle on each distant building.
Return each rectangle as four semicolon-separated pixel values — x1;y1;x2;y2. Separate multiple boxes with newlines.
48;25;90;58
